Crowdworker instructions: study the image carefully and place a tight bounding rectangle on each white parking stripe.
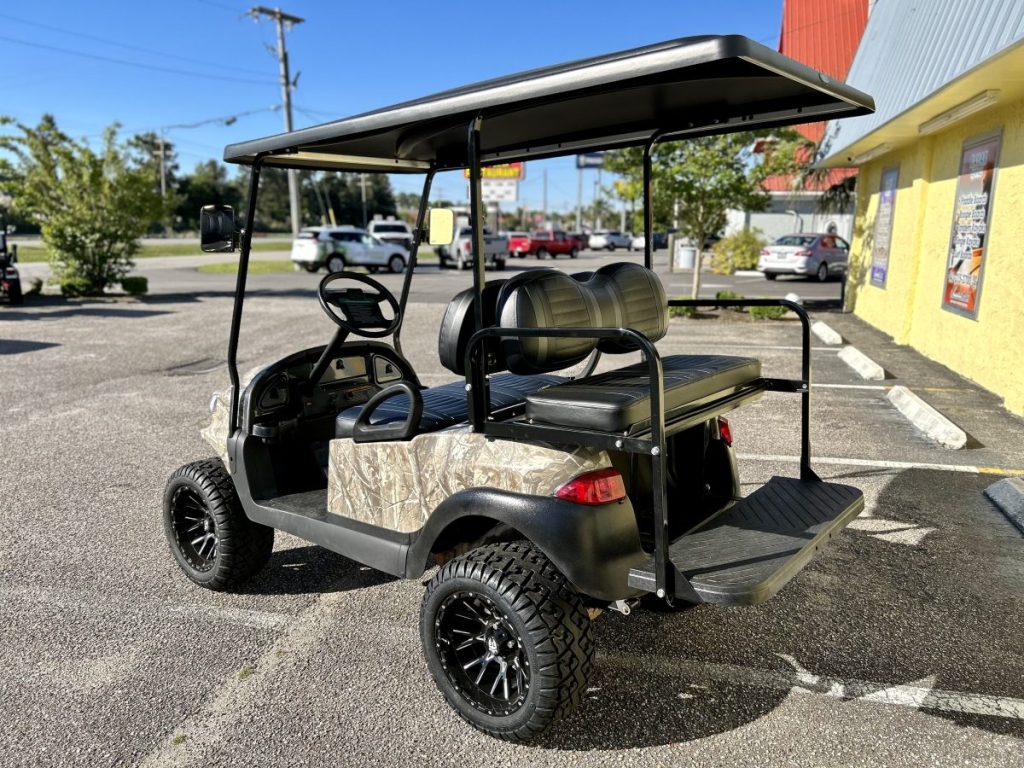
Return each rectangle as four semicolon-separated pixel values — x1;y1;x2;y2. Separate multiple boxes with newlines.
736;453;984;474
814;383;887;390
600;653;1024;720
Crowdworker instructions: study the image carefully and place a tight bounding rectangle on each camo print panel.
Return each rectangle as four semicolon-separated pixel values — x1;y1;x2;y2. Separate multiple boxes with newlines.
327;428;611;533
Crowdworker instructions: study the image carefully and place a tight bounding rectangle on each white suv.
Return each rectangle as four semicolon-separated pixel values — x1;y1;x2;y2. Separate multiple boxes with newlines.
290;226;408;274
367;219;414;250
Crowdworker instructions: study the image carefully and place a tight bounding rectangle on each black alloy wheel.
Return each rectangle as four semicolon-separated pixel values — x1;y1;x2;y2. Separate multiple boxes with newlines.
163;458;274;590
421;542;594;742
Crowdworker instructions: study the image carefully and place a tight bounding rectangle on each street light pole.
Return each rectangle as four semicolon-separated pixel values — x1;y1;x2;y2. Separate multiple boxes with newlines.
249;6;305;237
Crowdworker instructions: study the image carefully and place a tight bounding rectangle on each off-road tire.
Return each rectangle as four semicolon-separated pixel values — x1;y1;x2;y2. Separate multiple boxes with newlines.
421;542;594;743
163;458;274;591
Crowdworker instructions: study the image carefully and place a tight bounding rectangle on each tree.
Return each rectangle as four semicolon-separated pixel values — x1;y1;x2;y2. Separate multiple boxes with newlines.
604;131;800;297
0;114;165;295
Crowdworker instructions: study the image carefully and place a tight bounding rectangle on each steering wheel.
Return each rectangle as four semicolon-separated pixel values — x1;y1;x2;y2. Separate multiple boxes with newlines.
317;271;401;339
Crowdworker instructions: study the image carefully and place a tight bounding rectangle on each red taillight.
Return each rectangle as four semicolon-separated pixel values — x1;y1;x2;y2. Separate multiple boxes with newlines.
555;468;626;506
717;416;733;446
463;242;471;253
760;249;770;256
795;249;813;257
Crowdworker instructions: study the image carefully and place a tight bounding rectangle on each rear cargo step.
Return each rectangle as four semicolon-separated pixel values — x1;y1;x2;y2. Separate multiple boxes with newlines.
628;476;864;605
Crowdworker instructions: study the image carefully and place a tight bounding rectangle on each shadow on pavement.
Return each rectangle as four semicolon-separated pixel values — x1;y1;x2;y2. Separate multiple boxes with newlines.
243;545;396;596
538;467;1024;750
0;305;173;321
0;339;61;355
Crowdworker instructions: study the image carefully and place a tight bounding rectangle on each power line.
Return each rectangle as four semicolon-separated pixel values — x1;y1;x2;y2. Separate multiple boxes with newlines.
0;34;277;86
0;11;270;78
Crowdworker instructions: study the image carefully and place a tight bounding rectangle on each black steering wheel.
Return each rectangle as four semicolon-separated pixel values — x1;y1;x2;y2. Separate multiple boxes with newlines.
317;271;401;339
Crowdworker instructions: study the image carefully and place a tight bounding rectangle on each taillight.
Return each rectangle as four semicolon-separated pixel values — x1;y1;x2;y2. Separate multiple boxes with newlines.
760;249;770;256
795;249;812;257
463;242;471;253
717;416;733;446
555;468;626;506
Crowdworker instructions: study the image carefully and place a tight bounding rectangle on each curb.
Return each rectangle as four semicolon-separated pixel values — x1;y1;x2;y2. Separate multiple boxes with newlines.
984;477;1024;534
811;320;843;345
734;270;762;277
838;345;885;380
887;385;967;449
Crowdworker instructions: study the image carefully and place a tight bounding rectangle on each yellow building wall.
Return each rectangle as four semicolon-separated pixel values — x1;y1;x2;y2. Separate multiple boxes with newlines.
848;98;1024;415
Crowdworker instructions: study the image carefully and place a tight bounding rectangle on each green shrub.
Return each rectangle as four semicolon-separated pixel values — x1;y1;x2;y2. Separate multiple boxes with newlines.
714;290;746;311
26;277;43;297
59;276;93;298
710;229;767;275
120;276;149;296
748;304;788;321
669;296;697;318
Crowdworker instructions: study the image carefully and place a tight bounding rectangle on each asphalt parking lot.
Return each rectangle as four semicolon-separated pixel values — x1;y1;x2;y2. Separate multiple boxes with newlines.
2;249;1023;767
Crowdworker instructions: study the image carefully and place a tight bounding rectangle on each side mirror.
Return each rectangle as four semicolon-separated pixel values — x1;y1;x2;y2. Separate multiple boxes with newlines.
427;208;455;246
200;204;238;253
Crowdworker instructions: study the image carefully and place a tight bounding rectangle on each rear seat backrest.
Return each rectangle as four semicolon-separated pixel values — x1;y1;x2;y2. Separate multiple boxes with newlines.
496;262;669;375
437;280;507;375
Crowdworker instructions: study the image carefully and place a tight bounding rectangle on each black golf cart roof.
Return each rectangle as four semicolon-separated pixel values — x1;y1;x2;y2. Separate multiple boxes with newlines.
224;35;873;173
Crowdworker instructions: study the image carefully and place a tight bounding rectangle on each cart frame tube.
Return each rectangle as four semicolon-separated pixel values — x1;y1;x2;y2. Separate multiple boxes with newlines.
227;152;269;439
467;116;490;430
394;168;435;356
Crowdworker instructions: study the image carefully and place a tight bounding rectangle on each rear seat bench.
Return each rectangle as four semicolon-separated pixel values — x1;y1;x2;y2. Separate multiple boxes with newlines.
493;263;762;433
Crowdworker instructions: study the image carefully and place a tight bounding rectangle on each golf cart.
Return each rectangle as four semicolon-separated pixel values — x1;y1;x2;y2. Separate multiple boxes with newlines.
164;35;873;741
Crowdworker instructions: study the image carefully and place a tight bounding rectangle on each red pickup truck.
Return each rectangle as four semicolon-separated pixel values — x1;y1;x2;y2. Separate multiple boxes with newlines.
508;229;580;260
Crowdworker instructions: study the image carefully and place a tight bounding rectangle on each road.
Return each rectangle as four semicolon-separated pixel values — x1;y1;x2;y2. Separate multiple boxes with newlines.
1;251;1022;767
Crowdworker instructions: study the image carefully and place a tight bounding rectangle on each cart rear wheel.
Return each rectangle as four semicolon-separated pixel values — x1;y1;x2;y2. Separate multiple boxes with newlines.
421;542;594;743
163;458;273;591
7;282;23;305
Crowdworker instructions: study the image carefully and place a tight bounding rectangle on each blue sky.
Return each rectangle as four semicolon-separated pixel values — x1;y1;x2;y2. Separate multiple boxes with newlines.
2;0;783;212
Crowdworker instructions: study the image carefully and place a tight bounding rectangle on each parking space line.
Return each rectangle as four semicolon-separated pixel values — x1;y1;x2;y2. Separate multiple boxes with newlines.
600;653;1024;721
814;383;887;390
737;453;984;474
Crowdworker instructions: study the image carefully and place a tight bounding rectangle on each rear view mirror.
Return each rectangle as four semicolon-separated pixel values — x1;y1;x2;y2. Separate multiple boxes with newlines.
427;208;455;246
200;204;238;252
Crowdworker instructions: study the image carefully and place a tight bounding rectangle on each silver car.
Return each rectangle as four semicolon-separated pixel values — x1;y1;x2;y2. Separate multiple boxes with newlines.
757;233;850;281
290;226;408;274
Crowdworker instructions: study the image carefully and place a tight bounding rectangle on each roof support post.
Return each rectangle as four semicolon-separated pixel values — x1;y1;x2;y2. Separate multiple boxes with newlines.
393;168;435;356
466;116;490;431
227;152;268;443
642;131;670;271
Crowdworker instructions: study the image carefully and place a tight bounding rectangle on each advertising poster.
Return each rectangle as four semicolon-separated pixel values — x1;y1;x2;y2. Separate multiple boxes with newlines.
943;133;1000;318
870;166;899;287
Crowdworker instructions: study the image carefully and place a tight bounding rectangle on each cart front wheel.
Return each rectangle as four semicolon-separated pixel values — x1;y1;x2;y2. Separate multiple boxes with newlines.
163;458;273;591
421;542;594;743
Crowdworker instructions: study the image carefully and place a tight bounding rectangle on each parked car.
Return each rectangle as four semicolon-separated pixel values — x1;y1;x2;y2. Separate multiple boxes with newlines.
367;219;414;250
758;233;850;281
509;229;579;259
448;226;508;270
588;230;631;250
629;232;669;251
290;226;409;274
0;233;22;305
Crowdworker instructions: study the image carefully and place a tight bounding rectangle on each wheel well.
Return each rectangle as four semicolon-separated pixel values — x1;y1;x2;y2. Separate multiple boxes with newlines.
427;515;525;566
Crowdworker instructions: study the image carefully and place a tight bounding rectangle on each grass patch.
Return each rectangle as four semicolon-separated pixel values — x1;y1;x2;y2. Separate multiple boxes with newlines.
14;240;287;263
171;734;187;746
748;304;788;320
238;664;255;680
669;296;698;318
197;260;294;275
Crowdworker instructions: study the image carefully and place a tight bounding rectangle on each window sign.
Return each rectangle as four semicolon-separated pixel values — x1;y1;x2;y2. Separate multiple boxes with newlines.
870;166;899;287
942;132;1001;318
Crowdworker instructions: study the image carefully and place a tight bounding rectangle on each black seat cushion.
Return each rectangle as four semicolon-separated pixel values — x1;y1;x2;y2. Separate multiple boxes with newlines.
335;373;564;439
524;355;761;433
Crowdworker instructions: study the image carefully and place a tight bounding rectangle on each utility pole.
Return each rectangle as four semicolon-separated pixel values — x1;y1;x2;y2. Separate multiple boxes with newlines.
249;6;304;236
575;166;582;232
360;173;368;227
